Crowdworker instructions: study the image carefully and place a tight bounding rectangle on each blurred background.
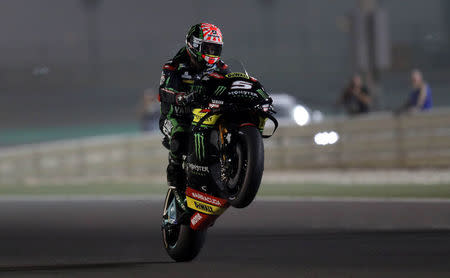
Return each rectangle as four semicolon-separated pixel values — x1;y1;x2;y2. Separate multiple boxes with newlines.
1;0;450;145
1;2;450;273
0;0;449;189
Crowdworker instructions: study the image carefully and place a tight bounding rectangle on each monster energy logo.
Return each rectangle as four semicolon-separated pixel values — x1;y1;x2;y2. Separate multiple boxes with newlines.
194;133;205;161
256;89;269;99
214;86;227;96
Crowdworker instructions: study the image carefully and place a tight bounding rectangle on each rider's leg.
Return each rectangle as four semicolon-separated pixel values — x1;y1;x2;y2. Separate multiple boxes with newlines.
160;114;189;190
167;132;188;190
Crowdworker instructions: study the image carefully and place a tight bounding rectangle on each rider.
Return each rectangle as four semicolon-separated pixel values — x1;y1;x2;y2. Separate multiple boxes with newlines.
159;23;230;192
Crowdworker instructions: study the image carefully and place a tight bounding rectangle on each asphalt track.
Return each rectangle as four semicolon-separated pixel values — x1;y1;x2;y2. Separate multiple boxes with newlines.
0;197;449;277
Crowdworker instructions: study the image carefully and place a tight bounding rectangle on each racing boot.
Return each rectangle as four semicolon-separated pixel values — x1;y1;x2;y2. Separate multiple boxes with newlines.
166;156;188;215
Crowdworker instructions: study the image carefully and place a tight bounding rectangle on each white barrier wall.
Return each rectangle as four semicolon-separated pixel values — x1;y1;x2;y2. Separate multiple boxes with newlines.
266;108;450;169
1;109;450;185
0;134;167;185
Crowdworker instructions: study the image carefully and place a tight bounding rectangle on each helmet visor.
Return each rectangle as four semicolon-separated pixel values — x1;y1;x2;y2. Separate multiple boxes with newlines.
201;42;222;57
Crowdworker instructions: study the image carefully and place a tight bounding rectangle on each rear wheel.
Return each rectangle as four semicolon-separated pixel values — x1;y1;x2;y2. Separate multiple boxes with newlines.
162;189;207;262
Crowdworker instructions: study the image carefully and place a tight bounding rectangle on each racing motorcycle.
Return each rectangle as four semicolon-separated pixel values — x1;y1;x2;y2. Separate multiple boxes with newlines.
161;63;277;262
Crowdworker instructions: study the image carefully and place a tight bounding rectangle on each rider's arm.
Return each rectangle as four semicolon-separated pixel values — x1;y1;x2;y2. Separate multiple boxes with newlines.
159;63;187;105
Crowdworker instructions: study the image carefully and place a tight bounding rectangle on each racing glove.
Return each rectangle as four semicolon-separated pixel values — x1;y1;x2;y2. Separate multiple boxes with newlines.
176;92;195;106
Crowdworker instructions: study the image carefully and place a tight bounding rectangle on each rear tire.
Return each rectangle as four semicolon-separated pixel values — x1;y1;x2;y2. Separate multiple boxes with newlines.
227;125;264;208
162;189;207;262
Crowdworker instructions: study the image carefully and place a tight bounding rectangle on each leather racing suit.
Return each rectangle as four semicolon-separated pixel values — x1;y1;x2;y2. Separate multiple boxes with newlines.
159;47;230;191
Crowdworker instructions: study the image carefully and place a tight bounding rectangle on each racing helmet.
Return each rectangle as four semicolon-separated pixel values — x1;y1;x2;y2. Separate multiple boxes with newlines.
186;23;223;68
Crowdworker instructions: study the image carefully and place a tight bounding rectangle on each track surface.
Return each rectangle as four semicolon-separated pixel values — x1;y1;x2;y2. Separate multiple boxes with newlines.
0;198;449;277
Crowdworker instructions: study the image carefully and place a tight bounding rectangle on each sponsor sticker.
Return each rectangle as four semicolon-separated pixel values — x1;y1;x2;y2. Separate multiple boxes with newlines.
187;163;209;173
186;197;227;215
191;212;203;226
189;212;217;230
225;72;249;79
192;108;220;125
211;99;224;105
208;99;224;109
229;90;259;98
191;192;220;206
186;187;228;207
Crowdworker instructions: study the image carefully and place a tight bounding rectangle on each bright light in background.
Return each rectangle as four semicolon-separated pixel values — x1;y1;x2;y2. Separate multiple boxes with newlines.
314;131;339;145
293;105;310;126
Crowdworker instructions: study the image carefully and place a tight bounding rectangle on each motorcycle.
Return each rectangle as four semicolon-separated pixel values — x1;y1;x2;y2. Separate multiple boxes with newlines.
161;62;277;262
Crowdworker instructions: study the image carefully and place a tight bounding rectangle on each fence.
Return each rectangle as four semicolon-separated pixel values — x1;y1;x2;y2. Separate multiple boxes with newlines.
0;134;167;185
266;108;450;170
1;108;450;185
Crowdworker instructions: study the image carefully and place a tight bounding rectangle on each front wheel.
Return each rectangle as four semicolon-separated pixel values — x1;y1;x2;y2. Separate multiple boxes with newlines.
162;188;207;262
216;125;264;208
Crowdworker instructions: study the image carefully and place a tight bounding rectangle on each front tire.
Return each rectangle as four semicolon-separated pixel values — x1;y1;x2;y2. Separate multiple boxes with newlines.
227;125;264;208
162;189;207;262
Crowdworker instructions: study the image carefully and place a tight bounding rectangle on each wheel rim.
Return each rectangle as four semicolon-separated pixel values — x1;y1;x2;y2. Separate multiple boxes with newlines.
163;224;180;249
162;190;181;249
221;140;247;198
